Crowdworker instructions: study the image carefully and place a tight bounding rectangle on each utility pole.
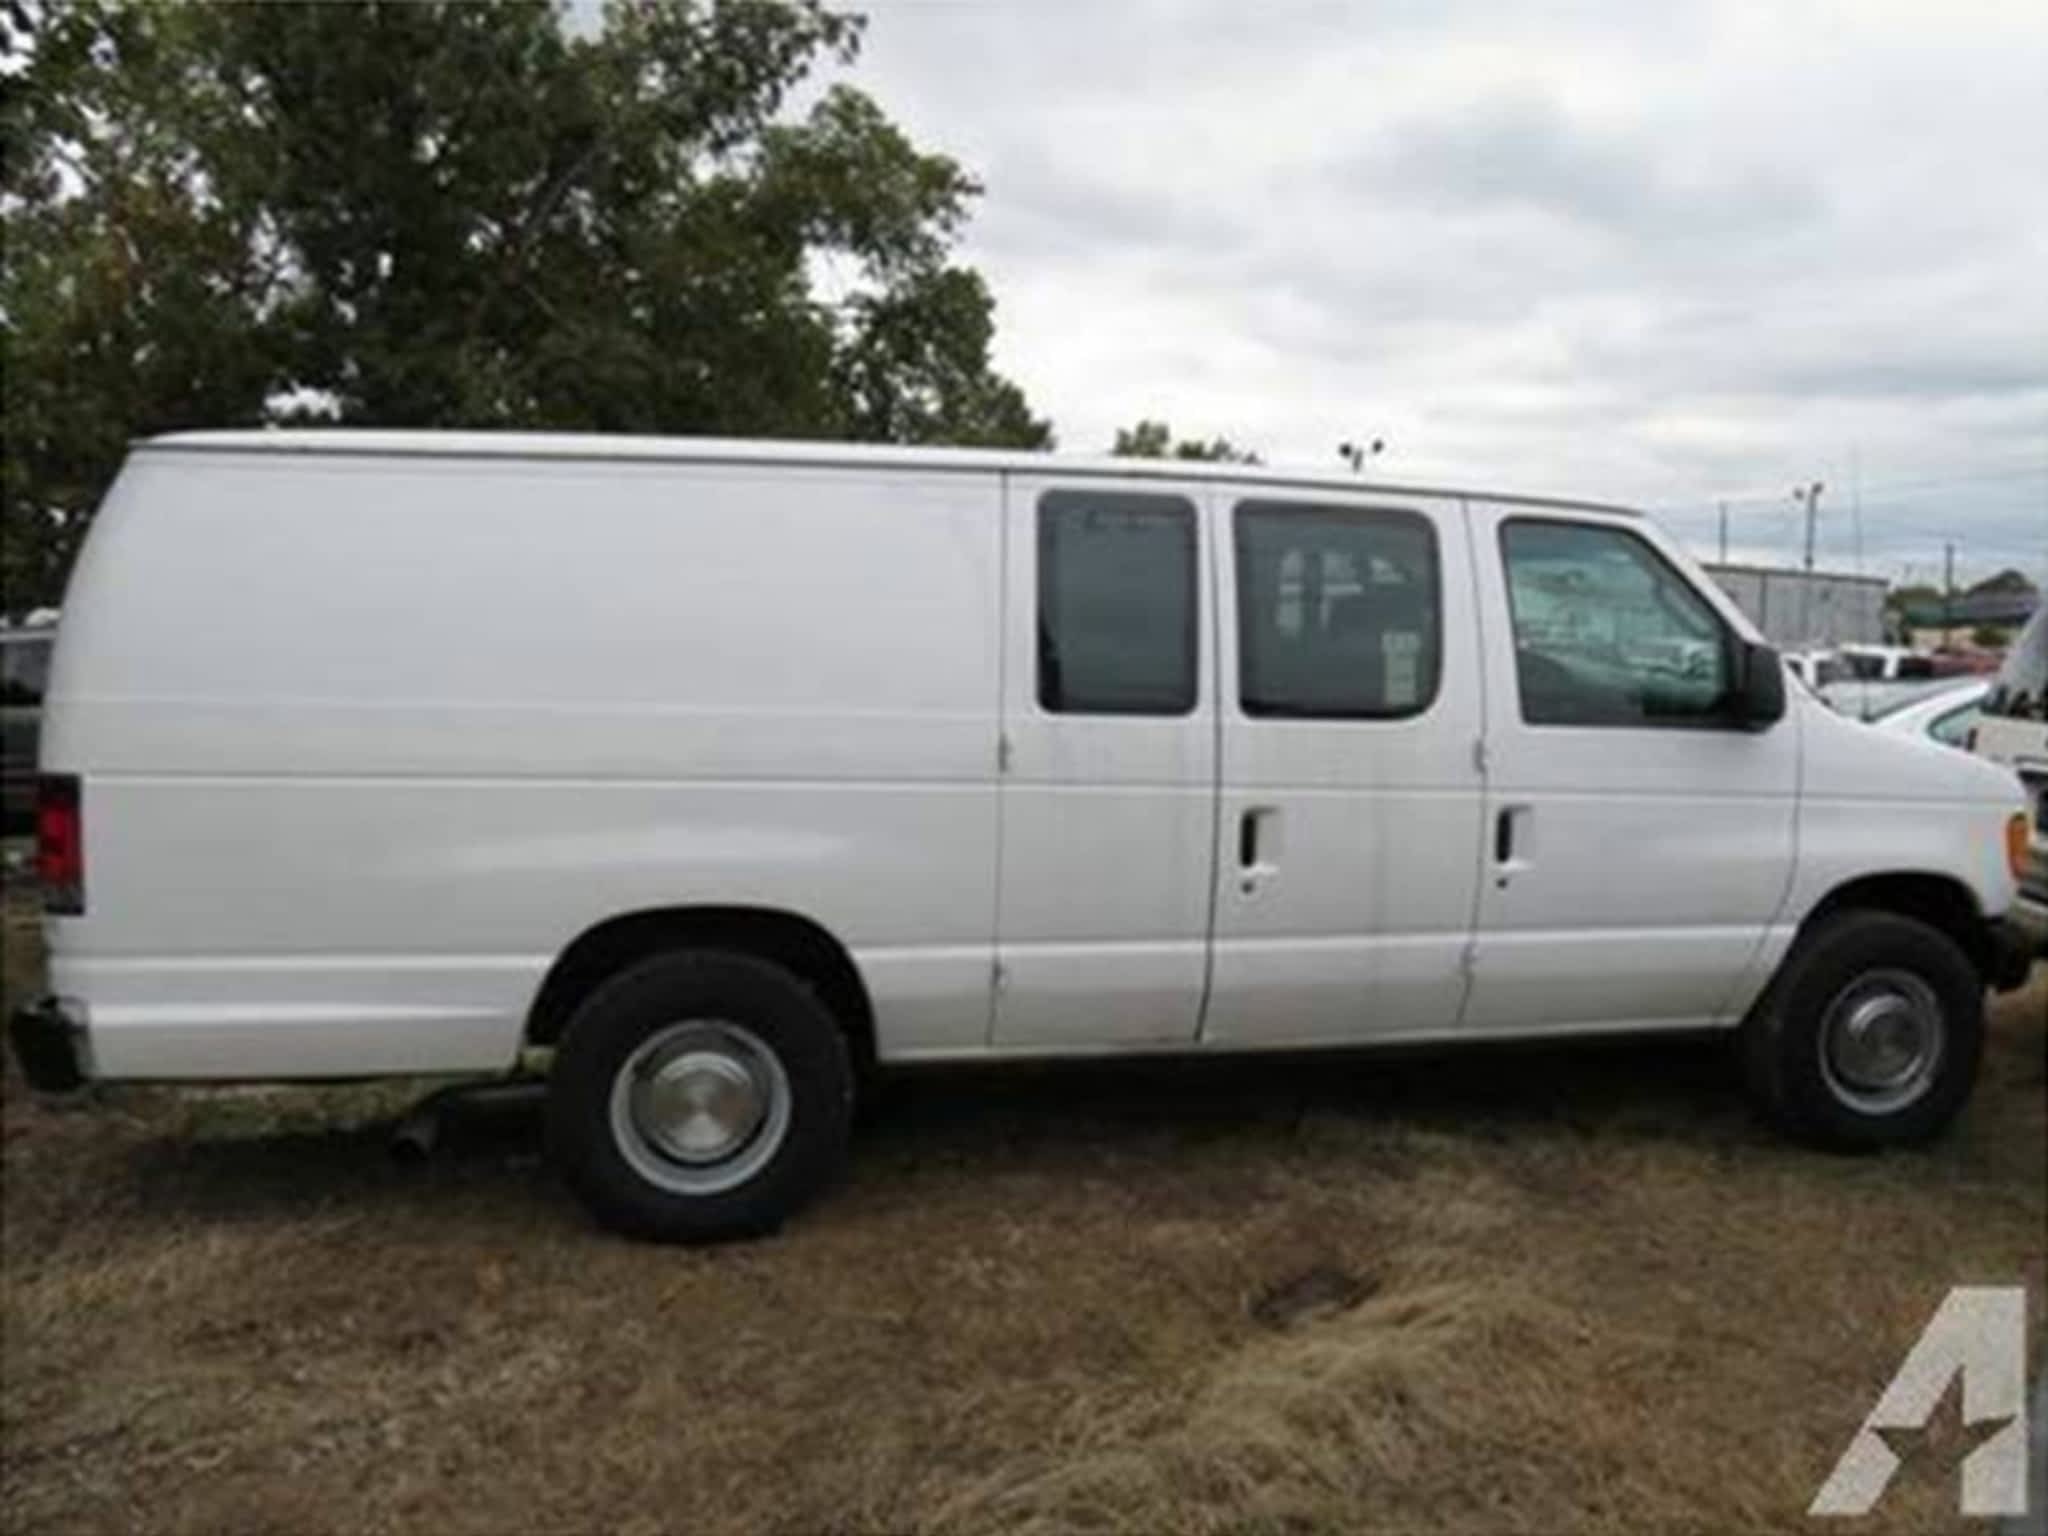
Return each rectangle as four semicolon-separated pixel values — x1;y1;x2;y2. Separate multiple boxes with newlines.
1943;541;1955;643
1850;446;1865;574
1718;501;1728;563
1793;481;1825;571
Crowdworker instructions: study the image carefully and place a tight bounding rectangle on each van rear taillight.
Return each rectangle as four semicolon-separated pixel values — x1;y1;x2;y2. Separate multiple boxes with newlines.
35;774;83;915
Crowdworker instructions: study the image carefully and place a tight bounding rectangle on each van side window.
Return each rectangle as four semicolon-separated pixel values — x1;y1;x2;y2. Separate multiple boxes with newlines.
1037;491;1197;715
1500;519;1733;727
1928;700;1981;747
1234;501;1440;719
0;637;52;706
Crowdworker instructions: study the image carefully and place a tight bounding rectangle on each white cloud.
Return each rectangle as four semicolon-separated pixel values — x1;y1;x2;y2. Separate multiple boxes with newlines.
837;0;2048;582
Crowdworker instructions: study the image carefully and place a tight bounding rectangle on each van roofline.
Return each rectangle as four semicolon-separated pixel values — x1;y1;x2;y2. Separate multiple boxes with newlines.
135;429;1645;520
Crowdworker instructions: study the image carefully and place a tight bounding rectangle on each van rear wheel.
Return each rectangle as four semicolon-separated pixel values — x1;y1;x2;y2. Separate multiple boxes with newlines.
547;950;854;1241
1741;910;1983;1149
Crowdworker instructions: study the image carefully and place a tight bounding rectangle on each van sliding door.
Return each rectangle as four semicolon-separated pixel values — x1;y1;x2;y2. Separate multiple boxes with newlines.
1202;493;1485;1045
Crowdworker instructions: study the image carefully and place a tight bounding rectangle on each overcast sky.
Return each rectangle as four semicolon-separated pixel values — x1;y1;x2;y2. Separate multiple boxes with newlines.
814;0;2047;584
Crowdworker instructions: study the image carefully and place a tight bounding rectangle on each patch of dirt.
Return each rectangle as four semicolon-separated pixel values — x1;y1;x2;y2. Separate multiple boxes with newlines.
1248;1262;1378;1329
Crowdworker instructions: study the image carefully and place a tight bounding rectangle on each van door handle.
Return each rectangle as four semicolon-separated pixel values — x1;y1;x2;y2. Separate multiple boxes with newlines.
1494;805;1530;888
1238;807;1278;894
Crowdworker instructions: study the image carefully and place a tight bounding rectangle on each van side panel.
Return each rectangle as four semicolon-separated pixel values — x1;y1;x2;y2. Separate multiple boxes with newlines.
42;452;1003;1077
1714;700;2024;1022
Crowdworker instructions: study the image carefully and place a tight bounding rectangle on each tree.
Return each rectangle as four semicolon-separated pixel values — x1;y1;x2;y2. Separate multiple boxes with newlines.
1110;418;1260;464
1;0;1050;612
1965;568;2037;596
1885;584;1942;611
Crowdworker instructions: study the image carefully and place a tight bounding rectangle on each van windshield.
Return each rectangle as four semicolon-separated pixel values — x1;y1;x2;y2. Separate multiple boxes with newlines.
1984;605;2047;721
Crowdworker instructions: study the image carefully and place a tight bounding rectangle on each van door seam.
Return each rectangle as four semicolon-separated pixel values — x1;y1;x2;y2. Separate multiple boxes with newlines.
1194;485;1225;1046
1712;698;1805;1021
986;469;1012;1048
1456;496;1493;1022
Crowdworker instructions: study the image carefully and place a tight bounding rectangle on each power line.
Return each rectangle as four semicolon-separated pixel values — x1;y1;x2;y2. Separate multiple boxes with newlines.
1843;466;2048;497
1700;464;2047;510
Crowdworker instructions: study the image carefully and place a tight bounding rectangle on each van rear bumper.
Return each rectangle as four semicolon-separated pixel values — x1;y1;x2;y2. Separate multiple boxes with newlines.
6;997;90;1093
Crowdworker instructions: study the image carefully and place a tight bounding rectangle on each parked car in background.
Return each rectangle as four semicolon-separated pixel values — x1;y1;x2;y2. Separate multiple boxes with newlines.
8;432;2036;1242
1869;679;1989;749
1835;643;1937;682
1;621;57;833
1971;602;2048;949
1819;675;1963;722
1782;649;1843;689
1926;645;2004;677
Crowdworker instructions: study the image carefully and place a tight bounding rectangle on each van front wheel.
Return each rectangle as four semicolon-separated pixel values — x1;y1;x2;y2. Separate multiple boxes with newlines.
1742;910;1984;1149
547;950;854;1241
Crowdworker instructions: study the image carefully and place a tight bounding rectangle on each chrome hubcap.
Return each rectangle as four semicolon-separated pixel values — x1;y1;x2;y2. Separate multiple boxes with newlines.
609;1021;791;1195
1818;970;1944;1115
635;1047;766;1163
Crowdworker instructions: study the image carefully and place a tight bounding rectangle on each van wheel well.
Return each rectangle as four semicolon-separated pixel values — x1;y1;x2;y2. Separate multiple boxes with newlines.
1800;873;1989;978
527;908;875;1072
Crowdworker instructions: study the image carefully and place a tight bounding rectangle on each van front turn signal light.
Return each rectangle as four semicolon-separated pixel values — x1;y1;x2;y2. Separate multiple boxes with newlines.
2007;813;2030;882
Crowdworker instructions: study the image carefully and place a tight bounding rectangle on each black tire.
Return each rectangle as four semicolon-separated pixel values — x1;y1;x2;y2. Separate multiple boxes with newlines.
1741;909;1984;1150
547;949;854;1242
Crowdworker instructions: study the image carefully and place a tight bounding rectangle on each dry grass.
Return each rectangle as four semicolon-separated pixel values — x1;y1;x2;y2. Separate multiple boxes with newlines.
3;887;2042;1535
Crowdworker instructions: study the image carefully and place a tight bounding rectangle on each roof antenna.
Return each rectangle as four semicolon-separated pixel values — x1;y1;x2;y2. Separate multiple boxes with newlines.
1338;438;1384;475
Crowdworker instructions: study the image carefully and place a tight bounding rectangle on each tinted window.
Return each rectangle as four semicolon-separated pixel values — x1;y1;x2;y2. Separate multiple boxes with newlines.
1038;491;1197;715
1235;502;1440;718
1501;520;1732;727
0;637;52;706
1985;605;2046;722
1928;701;1981;747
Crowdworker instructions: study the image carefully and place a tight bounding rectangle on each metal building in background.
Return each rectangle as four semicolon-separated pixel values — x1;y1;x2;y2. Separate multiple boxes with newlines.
1703;563;1888;648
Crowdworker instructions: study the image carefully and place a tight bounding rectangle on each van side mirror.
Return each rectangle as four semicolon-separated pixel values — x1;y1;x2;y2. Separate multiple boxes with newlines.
1733;640;1786;730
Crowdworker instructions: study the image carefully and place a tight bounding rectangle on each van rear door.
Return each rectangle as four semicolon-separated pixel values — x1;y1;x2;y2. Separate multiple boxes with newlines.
991;474;1216;1047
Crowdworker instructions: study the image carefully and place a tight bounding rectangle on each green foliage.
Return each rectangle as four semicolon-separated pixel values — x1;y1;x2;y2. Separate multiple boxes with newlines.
1110;419;1260;464
1965;568;2036;596
1;0;1050;612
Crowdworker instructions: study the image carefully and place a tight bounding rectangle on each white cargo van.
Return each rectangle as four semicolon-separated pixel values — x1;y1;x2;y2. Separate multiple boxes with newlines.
12;432;2036;1241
